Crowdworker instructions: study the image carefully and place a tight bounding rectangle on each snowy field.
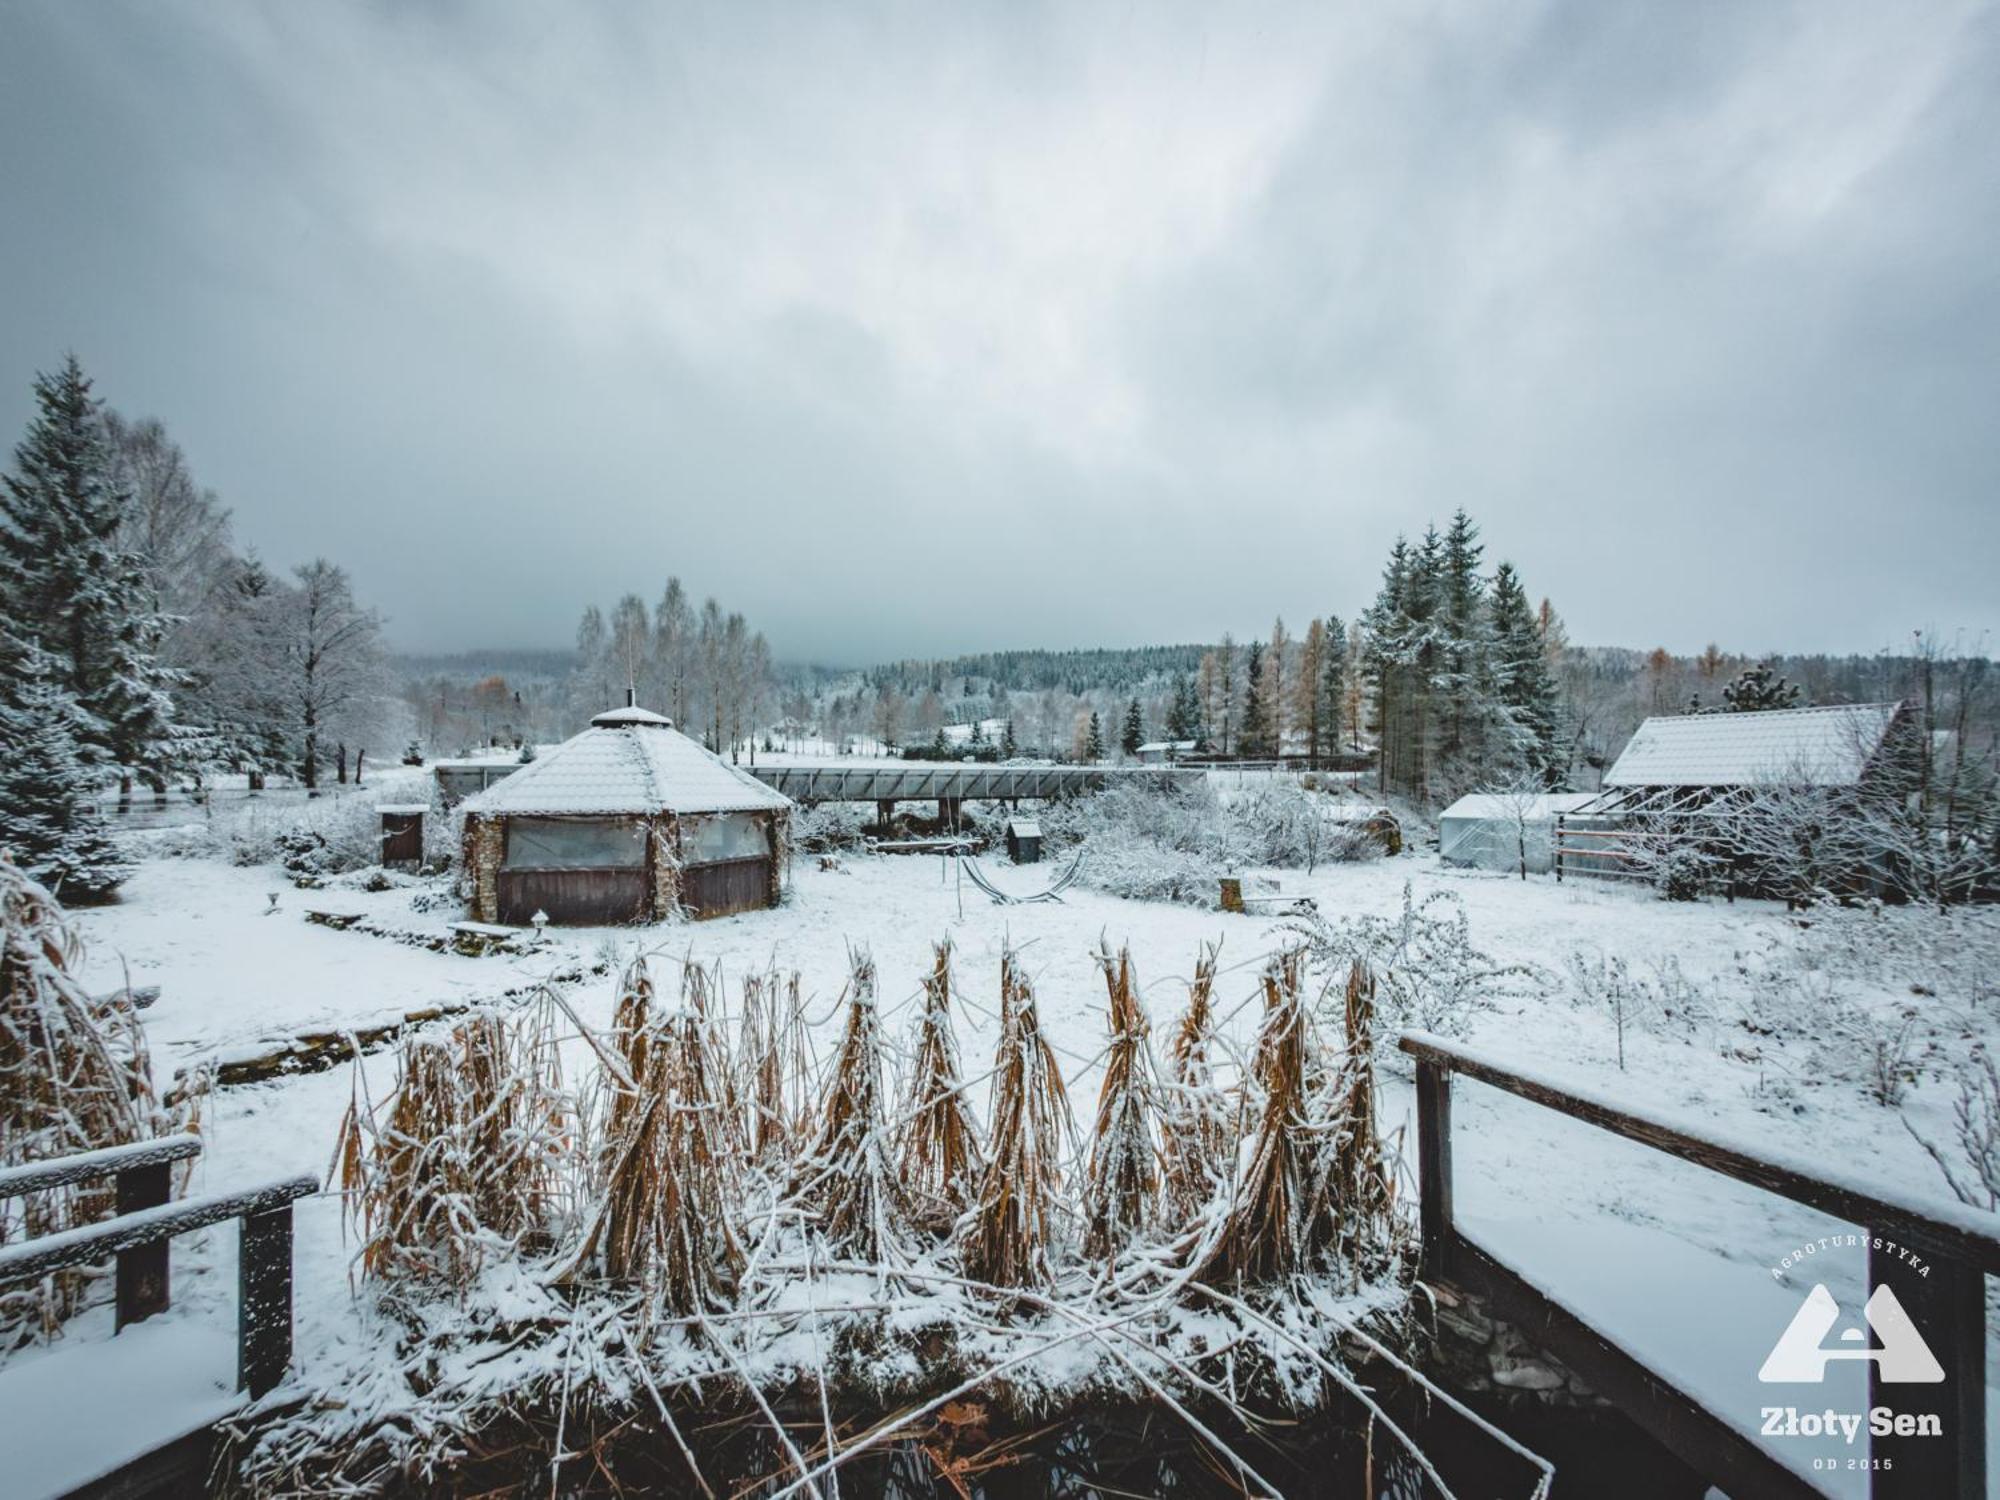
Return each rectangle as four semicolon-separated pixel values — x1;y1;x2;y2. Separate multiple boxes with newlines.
17;846;2000;1493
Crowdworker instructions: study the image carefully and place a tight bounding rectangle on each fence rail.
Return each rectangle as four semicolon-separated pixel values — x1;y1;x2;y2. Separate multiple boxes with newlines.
1401;1029;1995;1500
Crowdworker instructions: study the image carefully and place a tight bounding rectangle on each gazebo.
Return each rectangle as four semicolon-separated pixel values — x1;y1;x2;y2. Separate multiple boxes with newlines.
460;705;791;925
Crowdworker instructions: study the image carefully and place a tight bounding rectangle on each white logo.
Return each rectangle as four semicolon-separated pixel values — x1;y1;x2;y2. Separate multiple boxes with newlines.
1758;1283;1944;1384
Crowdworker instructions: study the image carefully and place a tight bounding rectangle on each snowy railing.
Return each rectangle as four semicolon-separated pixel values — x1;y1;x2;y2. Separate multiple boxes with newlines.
1402;1030;2000;1500
0;1135;317;1399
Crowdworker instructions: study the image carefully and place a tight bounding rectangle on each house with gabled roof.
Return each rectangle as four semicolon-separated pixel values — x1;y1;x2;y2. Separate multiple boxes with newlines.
460;702;791;925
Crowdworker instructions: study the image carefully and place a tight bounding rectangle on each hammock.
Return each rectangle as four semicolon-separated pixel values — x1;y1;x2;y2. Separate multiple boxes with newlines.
961;848;1084;906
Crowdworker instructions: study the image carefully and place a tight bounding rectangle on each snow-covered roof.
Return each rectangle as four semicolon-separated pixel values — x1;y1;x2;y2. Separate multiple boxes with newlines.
1439;792;1598;823
1137;740;1197;753
1007;818;1042;837
465;712;791;817
1603;703;1903;789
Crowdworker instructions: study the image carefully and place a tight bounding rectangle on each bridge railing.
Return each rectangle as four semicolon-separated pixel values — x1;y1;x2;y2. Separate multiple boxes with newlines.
0;1135;317;1398
1401;1030;2000;1500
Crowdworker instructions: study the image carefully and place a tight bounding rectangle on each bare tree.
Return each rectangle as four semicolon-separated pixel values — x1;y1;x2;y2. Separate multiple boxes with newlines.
283;560;387;790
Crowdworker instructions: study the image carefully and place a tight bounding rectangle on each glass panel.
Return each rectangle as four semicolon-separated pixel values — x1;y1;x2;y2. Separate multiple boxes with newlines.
682;812;769;865
503;817;648;869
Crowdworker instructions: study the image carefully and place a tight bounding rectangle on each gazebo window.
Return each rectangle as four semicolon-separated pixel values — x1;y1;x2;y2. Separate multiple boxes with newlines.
681;812;768;865
503;817;647;869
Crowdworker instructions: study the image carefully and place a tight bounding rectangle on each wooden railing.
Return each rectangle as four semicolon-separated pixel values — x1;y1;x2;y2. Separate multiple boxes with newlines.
0;1135;317;1398
1402;1031;1999;1500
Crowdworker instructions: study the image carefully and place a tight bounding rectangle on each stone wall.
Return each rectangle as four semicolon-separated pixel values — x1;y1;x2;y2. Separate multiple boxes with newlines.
1426;1282;1605;1408
463;814;504;923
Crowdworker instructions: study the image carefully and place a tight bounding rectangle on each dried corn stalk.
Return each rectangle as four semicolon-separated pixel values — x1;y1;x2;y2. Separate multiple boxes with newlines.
1082;941;1157;1262
1325;960;1402;1277
1199;948;1335;1284
796;949;907;1261
898;940;982;1235
1;857;168;1340
1159;942;1230;1222
960;947;1073;1288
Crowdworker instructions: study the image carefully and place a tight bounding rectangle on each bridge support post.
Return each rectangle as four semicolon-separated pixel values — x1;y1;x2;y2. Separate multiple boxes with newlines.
938;797;962;829
875;800;896;829
115;1160;172;1328
1868;1240;1983;1498
1415;1059;1454;1283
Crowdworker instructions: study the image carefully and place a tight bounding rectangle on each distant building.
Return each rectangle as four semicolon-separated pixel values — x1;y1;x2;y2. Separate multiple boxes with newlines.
1439;792;1598;874
1135;739;1197;765
461;705;792;925
1005;817;1043;864
1555;702;1919;885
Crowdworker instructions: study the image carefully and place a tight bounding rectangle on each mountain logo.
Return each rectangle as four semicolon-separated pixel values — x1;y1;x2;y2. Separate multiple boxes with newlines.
1758;1283;1944;1384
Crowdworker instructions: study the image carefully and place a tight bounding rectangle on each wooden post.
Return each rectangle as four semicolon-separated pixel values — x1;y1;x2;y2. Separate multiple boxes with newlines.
1416;1059;1454;1282
1868;1241;1983;1499
114;1160;172;1329
1218;877;1244;913
1555;814;1565;883
239;1204;294;1398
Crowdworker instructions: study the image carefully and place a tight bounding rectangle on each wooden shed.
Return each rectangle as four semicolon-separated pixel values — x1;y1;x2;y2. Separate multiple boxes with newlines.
460;705;792;925
1005;817;1043;864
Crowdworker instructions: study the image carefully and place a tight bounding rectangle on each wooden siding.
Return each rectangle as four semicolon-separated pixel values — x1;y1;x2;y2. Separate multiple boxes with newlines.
497;867;650;926
380;813;423;868
681;857;775;920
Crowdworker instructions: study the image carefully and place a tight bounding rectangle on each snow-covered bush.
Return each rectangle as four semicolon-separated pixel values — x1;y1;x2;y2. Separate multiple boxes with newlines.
1908;1052;2000;1211
788;799;870;853
1039;777;1380;905
1283;882;1544;1041
190;770;445;877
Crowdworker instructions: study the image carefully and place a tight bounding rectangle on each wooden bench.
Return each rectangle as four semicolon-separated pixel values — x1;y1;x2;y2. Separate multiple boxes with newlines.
303;908;366;930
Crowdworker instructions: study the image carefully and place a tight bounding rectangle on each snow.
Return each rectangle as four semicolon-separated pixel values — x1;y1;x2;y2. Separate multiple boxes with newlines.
1603;703;1902;788
18;841;1998;1488
466;719;790;817
0;1315;240;1499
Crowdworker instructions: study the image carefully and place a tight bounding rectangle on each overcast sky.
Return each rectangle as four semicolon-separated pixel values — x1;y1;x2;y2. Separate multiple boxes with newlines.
1;2;1993;665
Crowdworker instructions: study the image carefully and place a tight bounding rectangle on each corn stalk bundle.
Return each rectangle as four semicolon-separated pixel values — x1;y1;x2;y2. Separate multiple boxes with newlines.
582;956;743;1318
1198;948;1337;1284
959;948;1073;1289
897;940;983;1236
335;999;571;1287
1082;940;1158;1263
796;949;907;1261
1158;942;1230;1223
738;966;809;1162
1324;960;1403;1278
0;857;169;1340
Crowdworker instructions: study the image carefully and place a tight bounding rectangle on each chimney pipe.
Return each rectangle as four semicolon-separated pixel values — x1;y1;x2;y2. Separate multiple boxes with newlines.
625;686;636;708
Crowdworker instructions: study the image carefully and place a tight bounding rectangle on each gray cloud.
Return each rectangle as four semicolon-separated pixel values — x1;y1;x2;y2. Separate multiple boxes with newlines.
1;0;1992;663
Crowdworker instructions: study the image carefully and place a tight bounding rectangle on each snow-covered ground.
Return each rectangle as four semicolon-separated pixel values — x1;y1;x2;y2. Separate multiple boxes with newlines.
19;846;2000;1494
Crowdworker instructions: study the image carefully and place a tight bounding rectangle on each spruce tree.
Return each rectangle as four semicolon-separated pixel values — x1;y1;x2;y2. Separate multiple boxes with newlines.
1488;563;1560;783
0;357;177;784
1319;615;1347;756
0;656;132;900
1717;661;1803;713
1084;710;1104;762
1240;641;1268;758
1001;718;1017;758
1120;697;1143;757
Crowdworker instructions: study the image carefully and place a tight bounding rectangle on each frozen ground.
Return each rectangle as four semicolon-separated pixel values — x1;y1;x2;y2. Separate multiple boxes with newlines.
18;846;2000;1494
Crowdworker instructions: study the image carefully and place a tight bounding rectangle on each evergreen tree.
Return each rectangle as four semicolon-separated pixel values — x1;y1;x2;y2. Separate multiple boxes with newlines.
1711;661;1803;714
1488;563;1560;782
0;656;132;900
1001;718;1017;758
1240;641;1268;758
0;357;178;785
1163;672;1199;743
1084;710;1104;762
1319;615;1347;757
1436;510;1488;771
1120;697;1143;757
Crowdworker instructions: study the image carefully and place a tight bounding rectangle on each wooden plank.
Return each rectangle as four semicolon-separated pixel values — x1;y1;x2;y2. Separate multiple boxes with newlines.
114;1160;172;1330
0;1135;203;1200
1399;1032;2000;1274
1448;1233;1826;1500
239;1205;294;1398
0;1177;317;1285
1415;1060;1454;1282
1868;1239;1984;1499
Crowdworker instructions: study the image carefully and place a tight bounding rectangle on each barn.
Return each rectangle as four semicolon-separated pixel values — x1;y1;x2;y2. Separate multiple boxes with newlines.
459;705;791;926
1554;701;1918;887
